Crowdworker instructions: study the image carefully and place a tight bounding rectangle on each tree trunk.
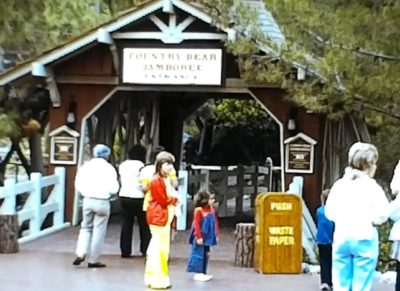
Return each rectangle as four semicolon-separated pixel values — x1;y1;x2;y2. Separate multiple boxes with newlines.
0;214;19;253
29;133;44;174
14;141;31;175
0;142;16;186
234;223;255;268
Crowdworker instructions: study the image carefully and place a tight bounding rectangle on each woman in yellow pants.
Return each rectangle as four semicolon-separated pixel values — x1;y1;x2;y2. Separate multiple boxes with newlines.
144;151;178;289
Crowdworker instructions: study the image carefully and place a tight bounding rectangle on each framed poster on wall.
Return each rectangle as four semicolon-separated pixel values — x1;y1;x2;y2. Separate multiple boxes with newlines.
284;133;317;174
49;125;80;165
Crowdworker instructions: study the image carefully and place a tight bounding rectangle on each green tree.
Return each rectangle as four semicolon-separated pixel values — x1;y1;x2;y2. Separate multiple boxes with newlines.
0;0;147;56
197;0;400;123
0;113;17;138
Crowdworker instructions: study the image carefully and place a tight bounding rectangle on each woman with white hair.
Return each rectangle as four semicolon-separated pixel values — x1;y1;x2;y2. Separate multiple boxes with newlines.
325;142;389;291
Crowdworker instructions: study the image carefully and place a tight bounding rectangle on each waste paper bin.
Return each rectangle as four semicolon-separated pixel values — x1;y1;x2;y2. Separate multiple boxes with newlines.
254;192;302;274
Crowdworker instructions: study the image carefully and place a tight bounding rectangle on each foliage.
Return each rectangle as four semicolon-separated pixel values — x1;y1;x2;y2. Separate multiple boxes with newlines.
0;0;147;57
0;113;18;138
184;99;280;166
214;99;275;130
373;124;400;191
261;0;400;123
199;0;400;125
378;221;395;272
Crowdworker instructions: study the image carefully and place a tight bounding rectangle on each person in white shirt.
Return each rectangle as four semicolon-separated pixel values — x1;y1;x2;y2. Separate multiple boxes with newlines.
72;144;119;268
119;145;151;258
325;142;389;291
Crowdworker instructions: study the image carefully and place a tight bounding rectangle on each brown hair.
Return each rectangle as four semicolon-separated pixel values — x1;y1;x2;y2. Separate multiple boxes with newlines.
320;189;330;205
154;151;175;174
194;190;211;208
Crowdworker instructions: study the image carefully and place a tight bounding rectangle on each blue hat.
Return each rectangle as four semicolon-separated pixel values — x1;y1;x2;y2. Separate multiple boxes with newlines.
93;144;111;159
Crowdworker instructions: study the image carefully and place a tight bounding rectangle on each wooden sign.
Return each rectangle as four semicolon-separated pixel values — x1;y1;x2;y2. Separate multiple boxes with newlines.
284;133;317;174
254;193;302;274
122;48;223;85
49;125;80;165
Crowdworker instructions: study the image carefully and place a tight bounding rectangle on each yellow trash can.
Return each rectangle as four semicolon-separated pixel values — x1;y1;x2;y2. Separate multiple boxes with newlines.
254;192;302;274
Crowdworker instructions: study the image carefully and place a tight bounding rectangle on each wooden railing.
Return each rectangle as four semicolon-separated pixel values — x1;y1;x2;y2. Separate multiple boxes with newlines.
287;176;318;263
0;167;70;244
187;162;281;217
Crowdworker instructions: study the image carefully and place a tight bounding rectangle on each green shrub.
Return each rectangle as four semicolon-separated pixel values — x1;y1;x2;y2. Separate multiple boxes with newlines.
378;221;396;272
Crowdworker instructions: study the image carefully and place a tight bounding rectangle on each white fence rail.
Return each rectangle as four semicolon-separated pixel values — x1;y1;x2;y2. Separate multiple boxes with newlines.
187;163;280;217
0;167;70;244
287;176;318;264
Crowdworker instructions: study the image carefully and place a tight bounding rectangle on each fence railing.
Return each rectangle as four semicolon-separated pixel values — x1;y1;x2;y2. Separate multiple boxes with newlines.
0;167;70;244
287;176;318;264
187;163;281;217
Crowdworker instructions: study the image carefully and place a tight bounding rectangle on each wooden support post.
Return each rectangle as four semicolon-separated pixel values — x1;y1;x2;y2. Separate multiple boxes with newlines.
235;165;244;214
218;167;228;217
0;214;19;253
234;222;255;267
251;162;259;208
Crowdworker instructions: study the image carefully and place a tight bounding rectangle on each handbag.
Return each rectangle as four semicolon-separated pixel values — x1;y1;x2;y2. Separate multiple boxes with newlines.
146;200;168;226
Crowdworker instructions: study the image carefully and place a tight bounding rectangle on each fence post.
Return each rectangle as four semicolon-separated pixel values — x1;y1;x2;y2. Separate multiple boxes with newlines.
235;165;244;214
251;162;259;208
0;179;16;215
177;170;188;231
30;173;42;235
54;167;66;225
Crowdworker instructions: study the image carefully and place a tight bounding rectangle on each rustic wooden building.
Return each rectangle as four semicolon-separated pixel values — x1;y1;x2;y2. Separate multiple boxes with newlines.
0;0;326;224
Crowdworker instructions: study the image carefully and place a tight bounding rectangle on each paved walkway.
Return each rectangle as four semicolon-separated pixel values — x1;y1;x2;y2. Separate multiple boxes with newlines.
0;218;393;291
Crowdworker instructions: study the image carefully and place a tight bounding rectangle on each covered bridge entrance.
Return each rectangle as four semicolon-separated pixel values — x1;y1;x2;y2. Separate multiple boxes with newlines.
0;0;324;225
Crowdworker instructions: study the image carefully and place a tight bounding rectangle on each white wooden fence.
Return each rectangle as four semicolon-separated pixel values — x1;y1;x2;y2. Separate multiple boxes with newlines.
0;167;70;244
287;176;318;264
187;163;280;217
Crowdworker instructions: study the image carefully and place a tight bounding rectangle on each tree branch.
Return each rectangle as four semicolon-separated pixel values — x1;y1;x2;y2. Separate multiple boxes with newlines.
306;30;400;61
362;103;400;120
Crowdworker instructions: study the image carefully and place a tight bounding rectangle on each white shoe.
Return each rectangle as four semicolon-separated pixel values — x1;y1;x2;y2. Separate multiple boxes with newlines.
193;273;213;282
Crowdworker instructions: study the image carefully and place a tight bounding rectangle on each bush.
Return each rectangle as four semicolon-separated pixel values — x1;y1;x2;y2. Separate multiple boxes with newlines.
378;221;396;272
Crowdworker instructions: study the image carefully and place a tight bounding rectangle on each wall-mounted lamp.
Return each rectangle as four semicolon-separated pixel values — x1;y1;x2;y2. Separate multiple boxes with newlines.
287;107;298;133
287;118;296;131
66;101;77;129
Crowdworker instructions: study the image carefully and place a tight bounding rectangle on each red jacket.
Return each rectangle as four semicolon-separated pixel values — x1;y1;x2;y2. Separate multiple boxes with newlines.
147;174;177;225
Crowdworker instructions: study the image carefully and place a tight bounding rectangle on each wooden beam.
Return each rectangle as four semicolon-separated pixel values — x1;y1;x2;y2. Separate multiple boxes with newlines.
96;29;119;74
112;32;226;41
117;85;249;93
46;68;61;107
56;75;119;85
54;76;279;88
169;13;177;29
96;28;113;44
31;62;48;77
162;0;174;14
110;44;119;74
176;16;195;32
149;15;168;32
